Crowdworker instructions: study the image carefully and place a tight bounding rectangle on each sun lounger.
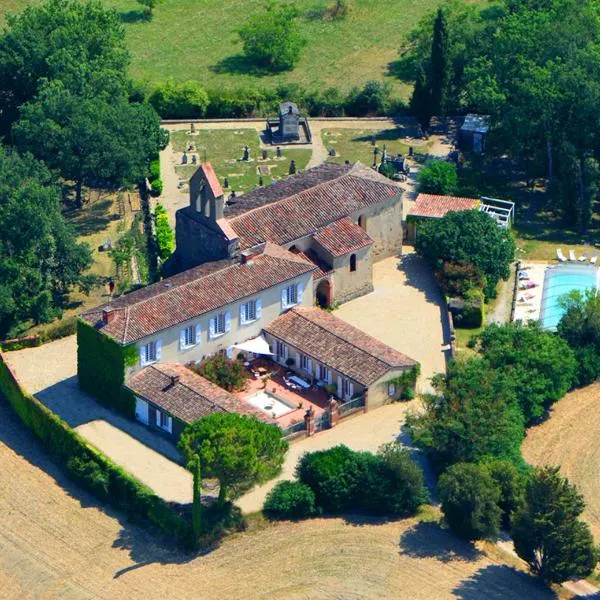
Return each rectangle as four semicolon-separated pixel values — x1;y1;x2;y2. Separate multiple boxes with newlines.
556;248;567;262
579;251;589;262
569;249;577;261
591;253;599;265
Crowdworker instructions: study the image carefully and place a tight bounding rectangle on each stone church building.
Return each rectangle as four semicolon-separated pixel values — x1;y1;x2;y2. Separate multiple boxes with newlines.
173;161;404;307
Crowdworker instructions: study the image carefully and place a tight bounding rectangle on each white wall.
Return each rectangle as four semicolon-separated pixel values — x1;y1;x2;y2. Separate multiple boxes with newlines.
129;271;314;374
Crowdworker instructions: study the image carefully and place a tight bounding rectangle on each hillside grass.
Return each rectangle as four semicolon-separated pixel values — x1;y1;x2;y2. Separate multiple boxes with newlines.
0;0;485;97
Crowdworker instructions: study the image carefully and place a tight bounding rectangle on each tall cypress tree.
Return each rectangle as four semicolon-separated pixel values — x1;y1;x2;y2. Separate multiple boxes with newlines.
410;65;432;130
192;455;202;542
430;8;450;116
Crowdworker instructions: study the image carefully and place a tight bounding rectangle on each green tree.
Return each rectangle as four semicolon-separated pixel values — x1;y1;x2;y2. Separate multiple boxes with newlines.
148;79;209;118
238;3;306;71
484;459;526;530
13;80;162;206
417;159;458;195
263;481;316;519
438;463;502;540
475;323;577;424
191;455;202;540
557;290;600;385
410;65;432;130
137;0;163;16
0;147;91;336
512;466;598;583
347;80;391;116
407;358;525;471
0;0;128;135
179;412;288;506
414;209;516;298
429;8;450;115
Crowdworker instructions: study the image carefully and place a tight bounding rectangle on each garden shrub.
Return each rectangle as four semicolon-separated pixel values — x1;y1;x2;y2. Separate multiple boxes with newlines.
151;178;164;197
0;353;193;547
417;160;458;195
77;320;137;418
263;481;317;520
149;158;160;182
148;79;209;119
189;354;247;392
154;203;174;259
454;288;484;329
40;316;78;342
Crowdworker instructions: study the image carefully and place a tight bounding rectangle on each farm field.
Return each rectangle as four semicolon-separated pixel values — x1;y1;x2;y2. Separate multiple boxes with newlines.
522;382;600;543
0;399;555;599
0;0;485;96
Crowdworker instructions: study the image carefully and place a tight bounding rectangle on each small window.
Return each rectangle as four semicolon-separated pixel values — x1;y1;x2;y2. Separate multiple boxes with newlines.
242;300;256;322
300;354;311;372
276;341;287;361
342;378;352;398
350;254;357;272
157;410;172;433
184;325;196;347
319;364;330;382
143;341;157;364
287;284;298;305
210;312;229;337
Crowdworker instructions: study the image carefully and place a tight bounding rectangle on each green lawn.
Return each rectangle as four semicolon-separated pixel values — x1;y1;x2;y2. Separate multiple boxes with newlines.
322;127;433;166
171;128;311;194
0;0;485;96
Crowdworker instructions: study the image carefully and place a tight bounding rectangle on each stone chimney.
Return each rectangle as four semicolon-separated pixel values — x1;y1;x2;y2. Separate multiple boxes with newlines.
102;308;116;325
240;250;254;265
170;374;180;386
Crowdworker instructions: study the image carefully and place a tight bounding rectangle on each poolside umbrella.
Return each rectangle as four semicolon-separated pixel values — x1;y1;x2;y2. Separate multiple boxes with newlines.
232;335;274;356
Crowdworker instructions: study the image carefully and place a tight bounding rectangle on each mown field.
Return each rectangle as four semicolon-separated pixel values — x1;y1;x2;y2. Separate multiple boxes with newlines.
0;0;485;96
522;382;600;544
0;398;555;600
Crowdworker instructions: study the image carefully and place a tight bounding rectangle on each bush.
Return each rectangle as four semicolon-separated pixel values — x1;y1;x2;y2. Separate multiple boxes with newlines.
437;260;486;297
0;354;193;547
40;316;78;342
238;4;306;71
149;158;160;182
148;79;209;118
454;288;484;328
263;481;317;519
151;178;163;197
438;462;502;540
417;160;458;195
154;203;174;259
347;80;391;116
189;354;247;392
296;445;372;513
484;459;526;530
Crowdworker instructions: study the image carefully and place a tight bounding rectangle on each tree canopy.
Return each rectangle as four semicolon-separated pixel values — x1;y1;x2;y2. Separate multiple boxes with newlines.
0;147;91;336
512;466;598;583
179;412;288;505
417;159;458;195
414;209;515;298
475;322;577;424
238;3;306;71
407;357;525;471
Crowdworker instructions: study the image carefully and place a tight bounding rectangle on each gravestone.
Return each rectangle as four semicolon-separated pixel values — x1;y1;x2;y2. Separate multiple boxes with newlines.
289;160;296;175
192;154;197;164
182;152;188;165
242;145;250;161
409;146;414;157
190;123;196;134
276;146;282;158
262;149;268;160
328;148;337;157
259;176;264;186
371;135;376;146
223;177;229;189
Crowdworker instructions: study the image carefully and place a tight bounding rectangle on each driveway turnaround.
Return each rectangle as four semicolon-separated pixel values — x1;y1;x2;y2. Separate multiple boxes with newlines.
335;252;451;393
4;337;192;504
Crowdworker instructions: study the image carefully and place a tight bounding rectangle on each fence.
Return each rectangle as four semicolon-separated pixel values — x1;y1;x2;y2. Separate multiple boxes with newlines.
281;420;306;439
314;411;330;432
339;395;365;417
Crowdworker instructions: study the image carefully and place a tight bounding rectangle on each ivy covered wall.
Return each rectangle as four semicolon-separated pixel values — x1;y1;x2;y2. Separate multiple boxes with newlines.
77;320;138;418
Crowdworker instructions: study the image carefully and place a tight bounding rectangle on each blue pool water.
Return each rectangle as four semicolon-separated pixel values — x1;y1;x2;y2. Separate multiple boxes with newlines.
539;264;599;330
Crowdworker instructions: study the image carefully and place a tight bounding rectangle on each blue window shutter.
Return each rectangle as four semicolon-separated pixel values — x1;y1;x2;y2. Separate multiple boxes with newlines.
209;317;216;338
281;288;288;310
255;298;262;319
156;340;162;361
195;323;201;344
225;311;231;332
179;329;186;350
307;358;312;373
297;283;303;304
139;345;146;366
337;375;342;397
239;303;246;325
155;410;161;426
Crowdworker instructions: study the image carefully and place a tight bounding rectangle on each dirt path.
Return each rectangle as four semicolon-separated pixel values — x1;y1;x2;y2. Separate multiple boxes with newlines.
0;399;554;599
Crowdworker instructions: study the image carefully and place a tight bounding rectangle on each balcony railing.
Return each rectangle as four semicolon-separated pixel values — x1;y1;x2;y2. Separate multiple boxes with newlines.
339;395;365;416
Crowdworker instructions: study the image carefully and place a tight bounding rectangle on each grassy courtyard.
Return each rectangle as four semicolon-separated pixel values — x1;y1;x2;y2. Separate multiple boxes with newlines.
170;128;311;195
0;0;485;97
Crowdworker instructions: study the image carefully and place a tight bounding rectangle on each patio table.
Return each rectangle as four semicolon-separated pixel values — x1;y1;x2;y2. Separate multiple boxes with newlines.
289;375;310;389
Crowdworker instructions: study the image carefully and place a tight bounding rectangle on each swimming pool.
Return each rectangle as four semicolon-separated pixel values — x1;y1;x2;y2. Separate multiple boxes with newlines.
539;264;599;330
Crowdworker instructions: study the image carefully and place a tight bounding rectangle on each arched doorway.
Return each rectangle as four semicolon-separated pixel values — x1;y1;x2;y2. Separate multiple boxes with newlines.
316;279;332;308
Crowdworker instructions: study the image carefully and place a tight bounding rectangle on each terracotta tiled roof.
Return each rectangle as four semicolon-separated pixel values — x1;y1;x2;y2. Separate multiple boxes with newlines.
228;163;401;250
200;162;223;198
289;248;331;280
263;307;417;386
410;194;480;219
125;363;275;424
80;243;315;344
313;217;373;257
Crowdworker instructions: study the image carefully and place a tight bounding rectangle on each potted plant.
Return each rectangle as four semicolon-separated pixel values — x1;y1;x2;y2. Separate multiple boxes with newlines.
285;357;295;367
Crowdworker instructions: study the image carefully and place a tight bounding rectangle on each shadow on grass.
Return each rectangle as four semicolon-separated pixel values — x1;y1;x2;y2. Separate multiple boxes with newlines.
64;198;114;236
119;9;151;24
210;55;285;77
387;56;417;82
452;564;557;599
399;521;483;563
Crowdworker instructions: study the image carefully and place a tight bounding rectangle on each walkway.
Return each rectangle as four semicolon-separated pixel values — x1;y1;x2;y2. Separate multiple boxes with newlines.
4;337;192;504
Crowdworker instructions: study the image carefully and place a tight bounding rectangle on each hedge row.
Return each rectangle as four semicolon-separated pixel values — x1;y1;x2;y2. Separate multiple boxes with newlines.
141;79;407;120
0;353;194;547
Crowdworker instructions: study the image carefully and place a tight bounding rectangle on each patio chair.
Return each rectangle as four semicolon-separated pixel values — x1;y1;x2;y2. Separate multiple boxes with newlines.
556;248;567;262
569;249;577;261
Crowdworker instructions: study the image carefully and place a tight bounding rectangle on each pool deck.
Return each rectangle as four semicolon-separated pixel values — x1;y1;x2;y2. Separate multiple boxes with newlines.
513;261;549;324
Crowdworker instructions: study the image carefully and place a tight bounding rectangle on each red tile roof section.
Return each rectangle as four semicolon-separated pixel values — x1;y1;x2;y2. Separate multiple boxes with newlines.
80;243;315;344
263;307;417;386
410;194;480;218
200;162;223;198
289;248;331;280
313;217;373;257
229;163;401;250
126;363;275;424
